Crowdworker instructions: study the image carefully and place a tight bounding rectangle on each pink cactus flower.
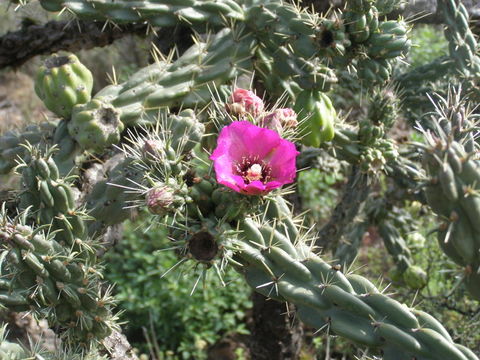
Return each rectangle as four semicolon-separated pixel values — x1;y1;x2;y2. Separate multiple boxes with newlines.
259;108;298;133
226;88;264;118
210;121;299;195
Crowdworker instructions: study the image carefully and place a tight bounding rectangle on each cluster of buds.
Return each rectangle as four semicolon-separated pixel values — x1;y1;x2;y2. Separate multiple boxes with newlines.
226;88;298;135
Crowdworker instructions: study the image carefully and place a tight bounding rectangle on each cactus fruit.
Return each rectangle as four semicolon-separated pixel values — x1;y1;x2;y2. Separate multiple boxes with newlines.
34;54;93;119
344;8;379;44
68;99;123;152
294;90;336;146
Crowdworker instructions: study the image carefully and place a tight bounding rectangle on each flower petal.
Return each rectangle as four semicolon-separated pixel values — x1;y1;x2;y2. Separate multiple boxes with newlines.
210;120;298;196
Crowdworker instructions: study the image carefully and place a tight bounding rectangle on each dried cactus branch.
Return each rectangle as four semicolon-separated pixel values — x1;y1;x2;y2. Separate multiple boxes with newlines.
0;20;148;69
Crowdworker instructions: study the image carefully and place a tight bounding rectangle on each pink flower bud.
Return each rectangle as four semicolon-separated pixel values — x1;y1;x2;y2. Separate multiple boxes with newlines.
259;108;298;133
142;139;164;159
226;88;264;118
146;186;174;215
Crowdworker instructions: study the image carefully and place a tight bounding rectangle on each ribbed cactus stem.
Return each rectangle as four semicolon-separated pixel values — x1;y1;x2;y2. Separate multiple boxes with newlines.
67;27;253;153
39;0;246;27
85;110;203;233
233;200;478;360
0;209;117;345
0;122;56;175
438;0;480;77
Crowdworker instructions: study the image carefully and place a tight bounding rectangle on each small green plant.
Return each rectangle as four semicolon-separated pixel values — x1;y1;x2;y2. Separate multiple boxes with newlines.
103;220;252;359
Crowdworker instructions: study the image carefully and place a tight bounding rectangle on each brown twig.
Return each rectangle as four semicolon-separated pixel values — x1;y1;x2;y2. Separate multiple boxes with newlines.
315;165;370;250
0;19;148;69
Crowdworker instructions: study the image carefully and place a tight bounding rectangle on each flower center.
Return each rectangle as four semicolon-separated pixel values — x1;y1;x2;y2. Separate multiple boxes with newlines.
235;156;272;184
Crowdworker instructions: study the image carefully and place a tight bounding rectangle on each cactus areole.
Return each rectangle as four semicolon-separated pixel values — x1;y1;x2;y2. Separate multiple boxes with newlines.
210;121;299;195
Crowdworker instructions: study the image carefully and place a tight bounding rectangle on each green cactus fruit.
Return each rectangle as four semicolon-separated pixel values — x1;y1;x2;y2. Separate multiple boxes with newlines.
344;8;378;44
34;53;93;119
356;58;392;83
367;20;411;59
403;265;427;289
68;99;123;152
294;90;336;147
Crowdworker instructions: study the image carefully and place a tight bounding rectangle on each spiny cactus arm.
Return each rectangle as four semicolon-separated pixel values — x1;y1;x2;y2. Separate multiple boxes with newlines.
0;122;56;175
84;109;204;234
0;148;119;345
0;321;116;359
0;208;118;346
66;27;253;153
16;147;91;257
438;0;480;77
233;208;478;360
0;20;148;69
39;0;246;26
421;136;480;300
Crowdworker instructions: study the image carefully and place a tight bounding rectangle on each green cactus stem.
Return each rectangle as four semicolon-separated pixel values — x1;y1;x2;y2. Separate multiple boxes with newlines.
230;201;478;360
0;209;118;345
0;122;56;175
39;0;245;27
66;27;253;155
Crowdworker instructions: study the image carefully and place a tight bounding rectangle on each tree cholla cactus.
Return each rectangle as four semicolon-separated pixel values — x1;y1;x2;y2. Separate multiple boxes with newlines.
0;0;479;359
